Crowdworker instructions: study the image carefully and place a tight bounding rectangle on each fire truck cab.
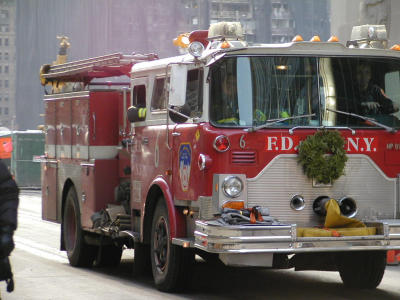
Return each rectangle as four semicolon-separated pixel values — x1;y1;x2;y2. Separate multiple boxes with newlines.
41;23;400;292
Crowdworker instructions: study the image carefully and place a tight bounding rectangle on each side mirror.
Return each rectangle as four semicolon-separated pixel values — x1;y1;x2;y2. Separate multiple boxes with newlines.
168;64;187;106
169;104;190;124
127;106;146;123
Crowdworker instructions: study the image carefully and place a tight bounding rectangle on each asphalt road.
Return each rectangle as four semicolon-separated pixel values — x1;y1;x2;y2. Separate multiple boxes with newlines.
1;190;399;300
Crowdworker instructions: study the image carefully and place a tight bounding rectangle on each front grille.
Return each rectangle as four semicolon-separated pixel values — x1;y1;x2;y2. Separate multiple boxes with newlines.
247;155;396;226
231;151;256;164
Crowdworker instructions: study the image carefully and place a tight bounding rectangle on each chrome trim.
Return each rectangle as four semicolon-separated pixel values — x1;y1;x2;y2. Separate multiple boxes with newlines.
119;230;139;242
80;163;95;167
290;195;306;211
222;176;243;198
337;196;357;218
198;153;206;171
247;154;397;225
194;219;400;254
172;237;195;247
397;174;400;219
44;91;90;100
249;154;394;182
122;87;128;135
92;113;96;140
213;135;230;152
289;126;356;135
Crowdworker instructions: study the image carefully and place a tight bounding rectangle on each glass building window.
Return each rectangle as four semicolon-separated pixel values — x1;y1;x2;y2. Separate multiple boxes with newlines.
0;10;9;19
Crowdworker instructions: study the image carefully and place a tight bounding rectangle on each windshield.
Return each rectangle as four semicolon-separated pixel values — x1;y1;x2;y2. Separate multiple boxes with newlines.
209;56;400;129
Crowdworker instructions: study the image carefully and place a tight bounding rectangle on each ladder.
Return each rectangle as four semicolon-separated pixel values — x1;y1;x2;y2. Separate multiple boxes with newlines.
41;52;158;83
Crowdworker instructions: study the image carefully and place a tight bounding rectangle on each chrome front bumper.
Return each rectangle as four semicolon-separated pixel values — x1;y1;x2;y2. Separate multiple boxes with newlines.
194;219;400;253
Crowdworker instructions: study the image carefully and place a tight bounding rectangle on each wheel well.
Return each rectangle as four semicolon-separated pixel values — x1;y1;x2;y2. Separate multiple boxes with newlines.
60;179;74;250
143;184;164;244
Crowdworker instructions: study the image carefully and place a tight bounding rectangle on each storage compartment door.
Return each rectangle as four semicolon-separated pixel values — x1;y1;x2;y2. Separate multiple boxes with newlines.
41;161;58;221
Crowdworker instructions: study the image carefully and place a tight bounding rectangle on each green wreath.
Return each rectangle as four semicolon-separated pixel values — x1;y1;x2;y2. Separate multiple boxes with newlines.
298;130;348;184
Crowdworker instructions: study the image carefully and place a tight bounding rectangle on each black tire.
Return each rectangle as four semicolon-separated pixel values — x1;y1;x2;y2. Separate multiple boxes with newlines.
132;242;151;276
150;199;194;292
63;186;96;267
337;251;386;289
196;250;224;267
94;244;123;268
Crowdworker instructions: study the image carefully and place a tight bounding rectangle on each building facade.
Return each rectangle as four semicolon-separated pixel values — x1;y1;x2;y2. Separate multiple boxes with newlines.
330;0;400;46
287;0;330;42
0;0;15;130
270;0;295;43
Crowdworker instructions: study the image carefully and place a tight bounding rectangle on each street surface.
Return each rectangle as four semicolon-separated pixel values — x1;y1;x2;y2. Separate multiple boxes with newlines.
1;190;399;300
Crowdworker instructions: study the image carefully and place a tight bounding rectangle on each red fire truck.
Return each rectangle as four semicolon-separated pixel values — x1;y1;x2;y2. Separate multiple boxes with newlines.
40;23;400;291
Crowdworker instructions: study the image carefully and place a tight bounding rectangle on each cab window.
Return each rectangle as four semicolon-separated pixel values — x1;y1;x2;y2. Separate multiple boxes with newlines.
151;77;166;111
385;71;400;120
186;69;203;118
133;85;146;108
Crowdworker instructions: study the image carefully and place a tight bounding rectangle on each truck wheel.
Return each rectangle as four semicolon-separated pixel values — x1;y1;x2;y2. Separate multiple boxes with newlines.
337;251;386;289
63;186;96;267
132;242;151;276
94;244;123;268
150;199;194;292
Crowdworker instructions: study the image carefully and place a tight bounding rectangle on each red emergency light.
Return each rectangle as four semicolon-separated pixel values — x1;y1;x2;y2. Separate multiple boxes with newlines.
189;30;209;48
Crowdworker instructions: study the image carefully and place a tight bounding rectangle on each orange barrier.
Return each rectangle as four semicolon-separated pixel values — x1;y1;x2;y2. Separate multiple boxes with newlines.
387;250;400;265
0;136;12;159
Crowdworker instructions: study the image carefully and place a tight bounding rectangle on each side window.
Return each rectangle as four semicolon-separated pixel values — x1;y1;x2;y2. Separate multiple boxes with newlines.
385;71;400;118
133;85;146;108
151;77;166;110
186;69;203;118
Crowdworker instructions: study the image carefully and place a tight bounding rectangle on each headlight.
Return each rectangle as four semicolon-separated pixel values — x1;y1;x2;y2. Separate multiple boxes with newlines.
188;41;204;58
222;176;243;198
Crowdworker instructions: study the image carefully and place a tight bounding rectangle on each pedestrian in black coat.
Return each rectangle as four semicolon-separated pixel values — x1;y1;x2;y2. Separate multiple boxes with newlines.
0;159;19;293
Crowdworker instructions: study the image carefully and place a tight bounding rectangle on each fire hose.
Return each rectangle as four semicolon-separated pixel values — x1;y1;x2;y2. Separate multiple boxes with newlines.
217;206;279;225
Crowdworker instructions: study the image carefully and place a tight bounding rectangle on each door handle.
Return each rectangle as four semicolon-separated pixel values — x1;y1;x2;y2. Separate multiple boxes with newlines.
172;132;181;137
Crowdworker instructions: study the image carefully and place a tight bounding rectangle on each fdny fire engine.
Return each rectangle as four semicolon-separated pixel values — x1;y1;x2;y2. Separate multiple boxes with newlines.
40;23;400;291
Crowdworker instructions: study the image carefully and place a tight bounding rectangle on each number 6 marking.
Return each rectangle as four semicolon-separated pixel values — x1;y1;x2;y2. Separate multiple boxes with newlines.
240;135;246;149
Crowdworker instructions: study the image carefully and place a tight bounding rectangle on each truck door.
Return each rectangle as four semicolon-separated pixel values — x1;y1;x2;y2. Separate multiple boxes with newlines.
56;99;72;158
44;100;56;158
71;94;89;160
130;77;149;211
172;68;204;202
42;99;58;221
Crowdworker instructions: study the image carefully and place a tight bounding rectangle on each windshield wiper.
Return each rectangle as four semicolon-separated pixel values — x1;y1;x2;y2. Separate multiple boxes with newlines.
245;113;316;132
326;108;397;133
